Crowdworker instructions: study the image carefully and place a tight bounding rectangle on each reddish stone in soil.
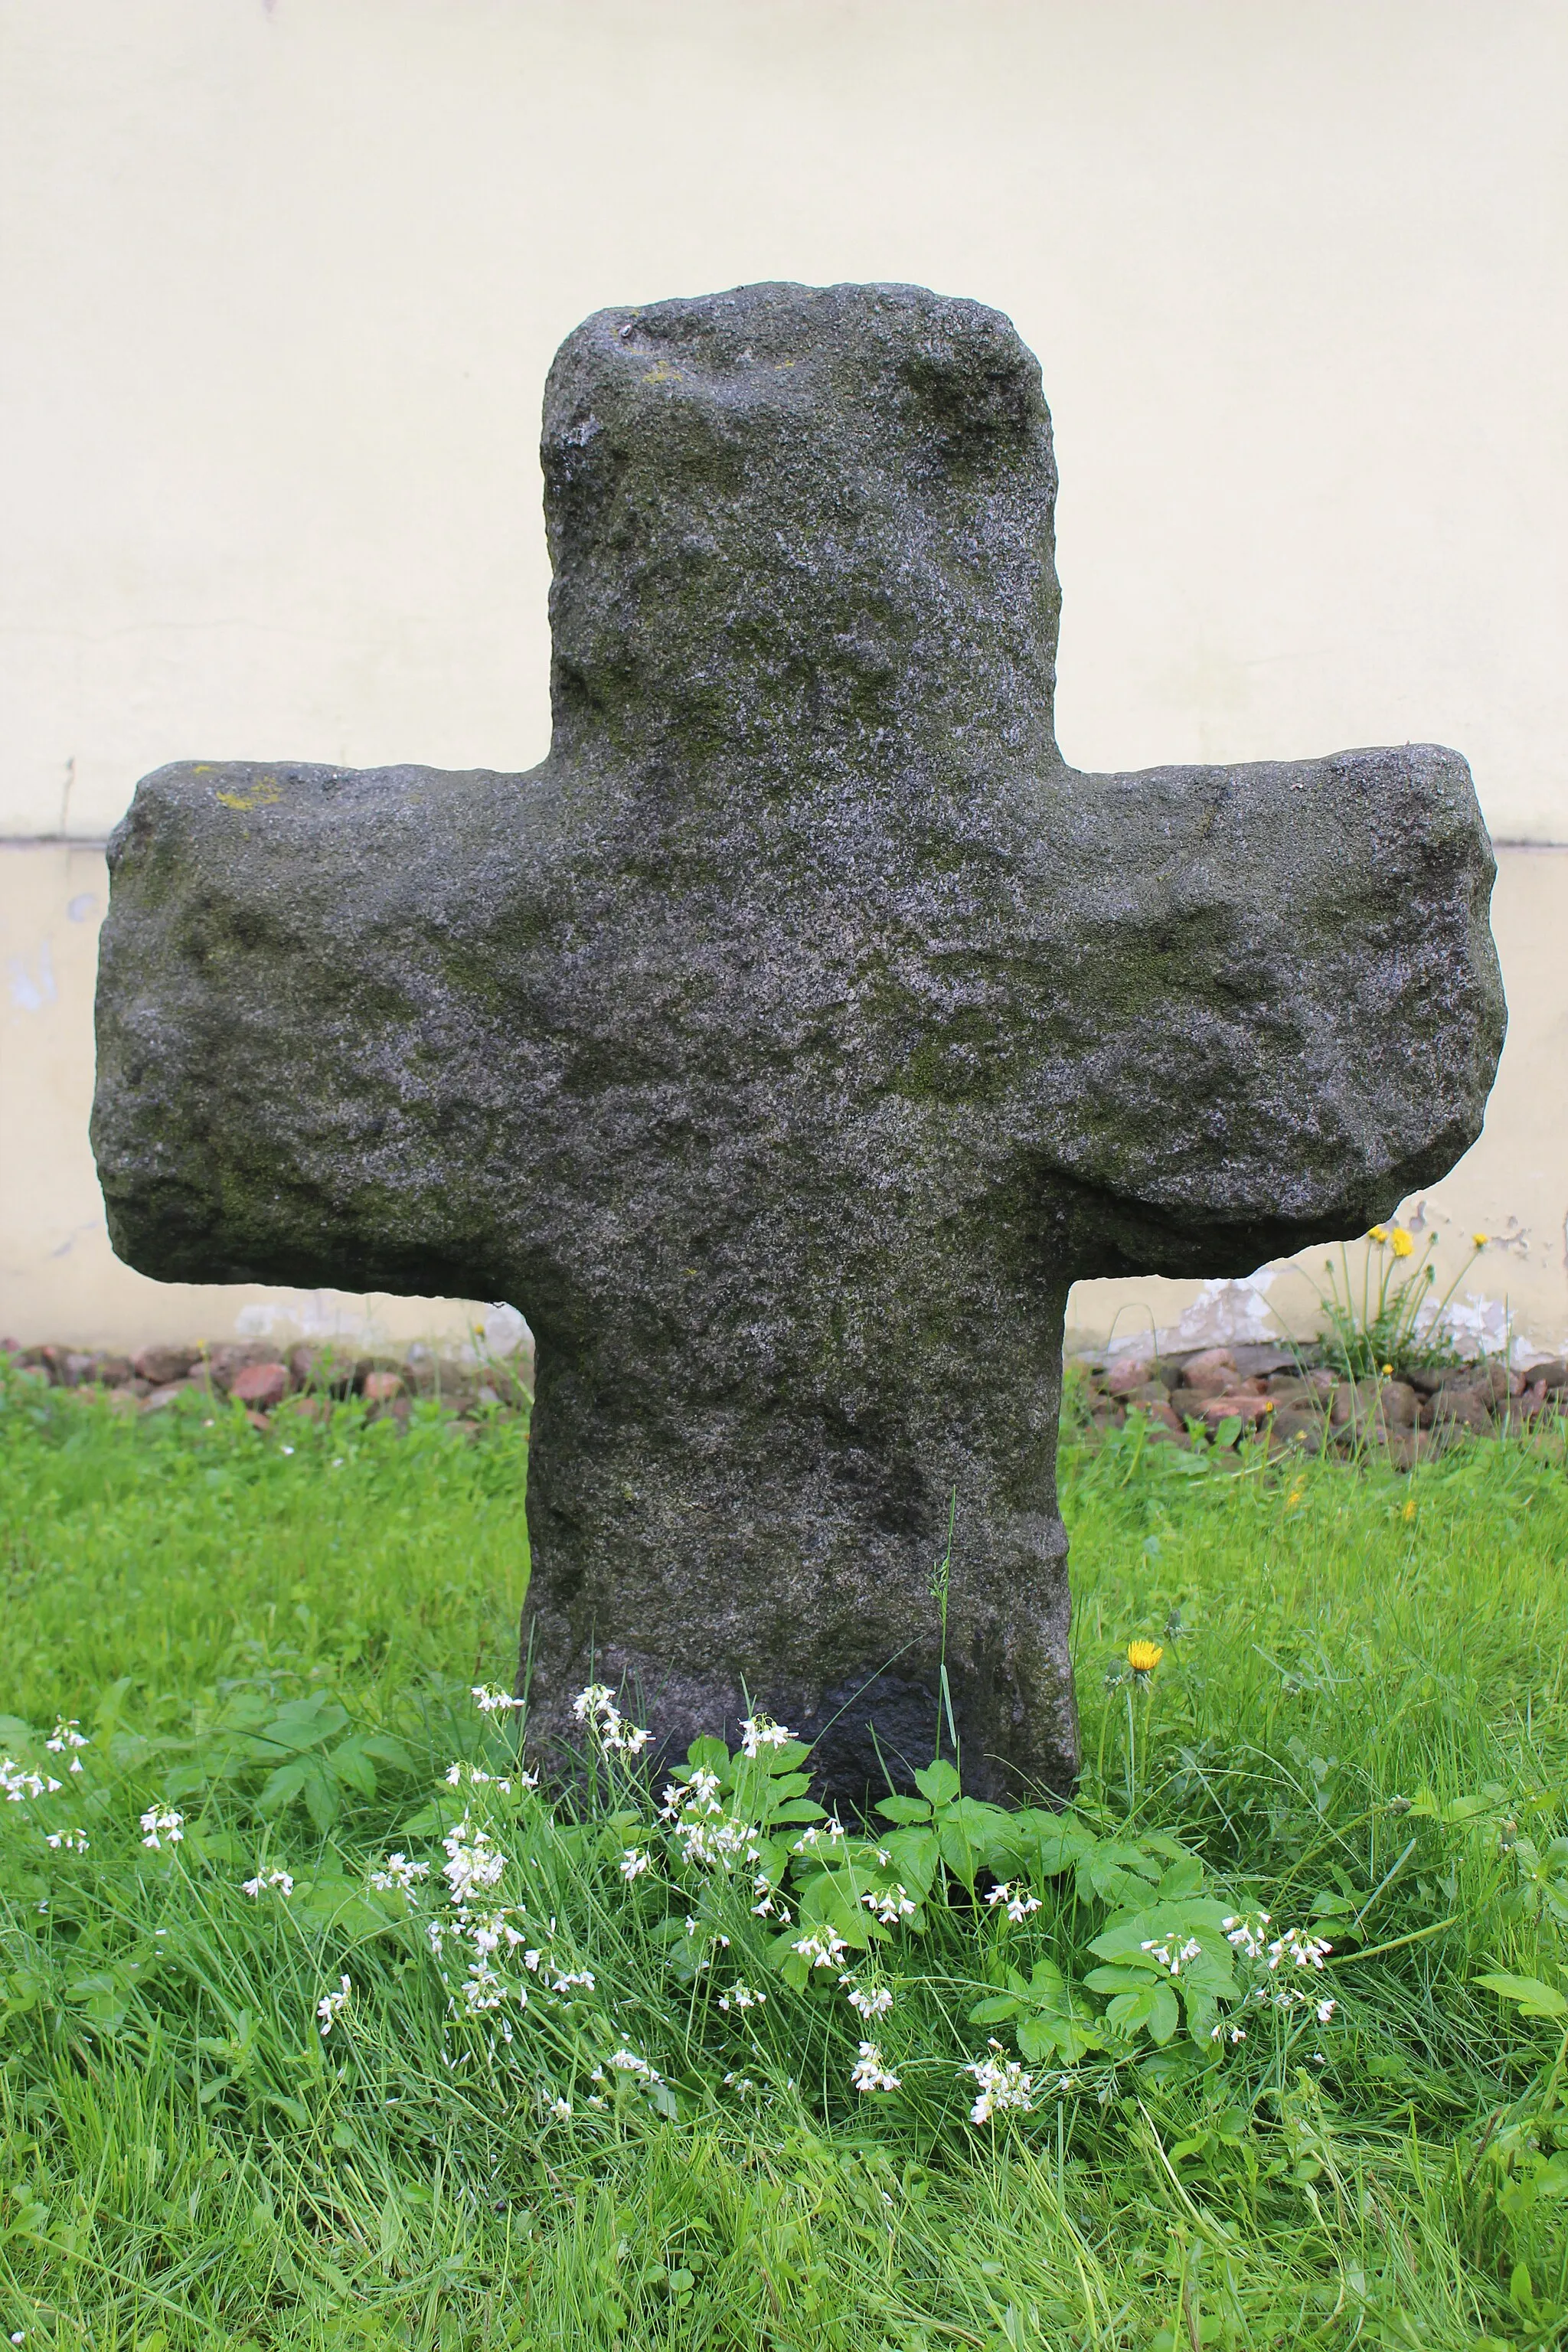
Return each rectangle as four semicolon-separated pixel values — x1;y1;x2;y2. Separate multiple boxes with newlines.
231;1361;289;1411
362;1370;404;1403
1199;1393;1273;1429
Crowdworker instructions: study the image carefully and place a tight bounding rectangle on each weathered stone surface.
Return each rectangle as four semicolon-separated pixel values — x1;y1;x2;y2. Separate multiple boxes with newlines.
132;1344;198;1387
230;1362;289;1411
361;1370;405;1404
91;280;1505;1805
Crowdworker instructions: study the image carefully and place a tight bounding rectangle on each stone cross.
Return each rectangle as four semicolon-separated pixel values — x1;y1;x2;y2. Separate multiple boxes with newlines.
92;282;1504;1805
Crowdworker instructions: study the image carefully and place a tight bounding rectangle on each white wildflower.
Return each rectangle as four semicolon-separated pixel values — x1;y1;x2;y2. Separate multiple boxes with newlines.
1140;1935;1203;1976
1222;1911;1271;1960
740;1714;792;1756
844;1981;893;2020
606;2047;659;2082
1266;1926;1332;1972
851;2040;901;2093
241;1867;294;1897
862;1883;917;1925
471;1684;524;1713
619;1847;651;1880
987;1882;1043;1923
792;1926;848;1969
44;1829;89;1854
441;1815;505;1906
45;1718;89;1753
1;1761;60;1802
717;1983;766;2011
316;1975;351;2036
548;2096;572;2121
139;1806;185;1850
1316;1996;1337;2024
966;2040;1035;2123
370;1852;429;1894
570;1684;652;1756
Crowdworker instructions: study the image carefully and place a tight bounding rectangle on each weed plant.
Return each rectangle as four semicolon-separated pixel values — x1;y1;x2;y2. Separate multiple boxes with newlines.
1;1374;1567;2348
1310;1227;1491;1382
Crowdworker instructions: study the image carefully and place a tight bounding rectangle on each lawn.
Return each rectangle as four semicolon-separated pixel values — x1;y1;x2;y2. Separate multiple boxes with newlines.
2;1372;1566;2350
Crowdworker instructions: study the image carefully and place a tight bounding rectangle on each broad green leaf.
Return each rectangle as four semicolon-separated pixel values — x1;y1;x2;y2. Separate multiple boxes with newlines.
1477;1972;1568;2019
875;1796;932;1824
258;1762;306;1811
913;1759;962;1807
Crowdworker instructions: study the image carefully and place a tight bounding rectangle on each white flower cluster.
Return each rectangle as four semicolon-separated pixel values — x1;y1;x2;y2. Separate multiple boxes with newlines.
470;1685;524;1714
790;1819;848;1854
242;1867;294;1897
441;1815;506;1906
1140;1934;1203;1976
316;1975;351;2036
986;1882;1043;1923
572;1684;652;1757
139;1807;184;1850
792;1926;848;1970
44;1829;89;1854
619;1847;651;1880
851;2041;901;2093
370;1852;428;1895
966;2040;1035;2124
740;1715;792;1757
2;1759;62;1803
445;1760;535;1794
844;1981;893;2020
659;1767;763;1873
1222;1911;1270;1959
1223;1913;1336;2021
591;2048;660;2085
45;1719;89;1771
717;1983;766;2011
862;1883;917;1926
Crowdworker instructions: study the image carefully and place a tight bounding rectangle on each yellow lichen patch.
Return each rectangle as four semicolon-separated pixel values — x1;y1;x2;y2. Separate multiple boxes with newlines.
642;361;683;385
214;778;283;812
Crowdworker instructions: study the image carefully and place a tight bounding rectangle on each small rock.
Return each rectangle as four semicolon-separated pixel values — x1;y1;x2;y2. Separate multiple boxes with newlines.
1198;1393;1272;1429
1384;1429;1433;1473
1106;1359;1158;1399
1179;1355;1239;1398
230;1362;289;1411
1425;1386;1494;1435
133;1344;200;1387
103;1388;142;1416
288;1342;358;1395
1268;1406;1324;1454
1437;1361;1511;1404
1378;1379;1419;1429
1524;1357;1568;1394
142;1379;196;1411
96;1354;136;1387
362;1370;404;1403
1328;1379;1382;1430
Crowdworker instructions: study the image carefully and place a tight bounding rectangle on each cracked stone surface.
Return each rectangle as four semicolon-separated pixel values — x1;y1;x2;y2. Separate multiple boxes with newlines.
92;280;1505;1804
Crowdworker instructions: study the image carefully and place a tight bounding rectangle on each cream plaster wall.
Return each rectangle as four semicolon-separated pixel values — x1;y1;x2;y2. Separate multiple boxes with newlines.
2;1;1565;1354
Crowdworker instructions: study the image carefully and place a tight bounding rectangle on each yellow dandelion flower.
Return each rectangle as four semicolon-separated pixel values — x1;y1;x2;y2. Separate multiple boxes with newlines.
1400;1497;1416;1521
1285;1478;1307;1508
1390;1227;1414;1258
1368;1226;1389;1245
1472;1230;1488;1249
1126;1640;1164;1676
1381;1363;1393;1377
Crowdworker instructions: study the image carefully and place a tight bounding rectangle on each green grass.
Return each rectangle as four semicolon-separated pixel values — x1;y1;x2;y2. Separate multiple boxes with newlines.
2;1376;1568;2350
